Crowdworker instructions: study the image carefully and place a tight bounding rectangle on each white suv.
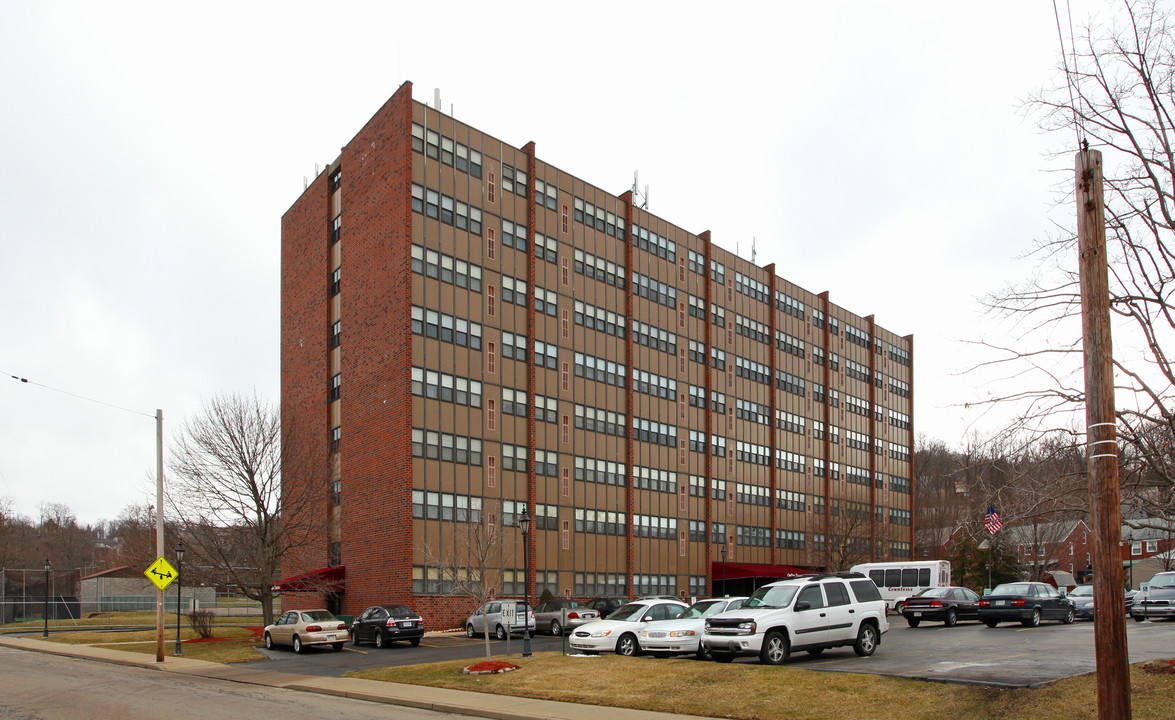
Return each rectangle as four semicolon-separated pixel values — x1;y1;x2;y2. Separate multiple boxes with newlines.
702;572;888;664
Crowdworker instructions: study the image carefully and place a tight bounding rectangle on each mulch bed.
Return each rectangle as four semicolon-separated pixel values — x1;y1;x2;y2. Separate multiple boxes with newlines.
1141;659;1175;675
182;627;265;644
463;660;521;675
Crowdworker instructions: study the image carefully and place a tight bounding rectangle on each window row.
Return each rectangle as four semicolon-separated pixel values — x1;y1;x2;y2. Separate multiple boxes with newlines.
411;184;484;234
633;514;678;540
574;300;626;338
411;430;484;465
735;271;769;303
575;404;626;437
776;330;805;358
632;271;677;308
574;248;625;289
633;465;676;494
776;290;805;320
736;482;770;506
632;367;676;399
631;319;677;355
737;525;771;547
575;508;626;535
411;124;484;177
411;307;483;349
633;417;677;447
735;314;770;345
574;352;626;388
574;197;625;239
412;245;484;292
631;223;677;263
411;367;483;407
574;456;626;485
411;491;483;522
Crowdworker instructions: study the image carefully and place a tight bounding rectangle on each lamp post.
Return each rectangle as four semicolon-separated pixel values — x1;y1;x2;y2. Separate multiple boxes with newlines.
175;541;185;656
42;558;51;639
720;542;727;597
519;507;532;659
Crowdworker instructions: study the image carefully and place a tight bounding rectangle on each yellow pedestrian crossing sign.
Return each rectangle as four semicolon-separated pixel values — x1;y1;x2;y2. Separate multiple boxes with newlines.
144;557;178;591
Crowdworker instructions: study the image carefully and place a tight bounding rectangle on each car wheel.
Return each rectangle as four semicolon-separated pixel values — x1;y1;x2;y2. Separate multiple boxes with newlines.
550;620;563;637
759;630;789;665
1021;609;1041;628
984;620;999;628
695;645;712;661
375;632;386;649
410;637;420;647
332;642;344;652
292;635;303;654
1132;612;1146;622
805;648;825;657
616;633;640;656
352;633;362;646
1062;608;1075;625
467;624;477;638
906;617;920;628
944;609;958;627
264;632;274;650
495;625;507;641
853;623;878;657
711;652;734;663
894;601;905;615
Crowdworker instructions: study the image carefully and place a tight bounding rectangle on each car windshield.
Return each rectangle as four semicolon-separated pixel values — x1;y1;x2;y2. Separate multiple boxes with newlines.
607;603;646;622
744;585;799;609
992;583;1033;596
1069;586;1094;597
677;600;724;619
303;611;336;621
550;599;581;609
915;588;952;598
1150;574;1175;589
387;606;414;616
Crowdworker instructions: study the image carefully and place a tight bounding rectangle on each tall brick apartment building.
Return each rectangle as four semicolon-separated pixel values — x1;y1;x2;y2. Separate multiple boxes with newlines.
280;81;915;624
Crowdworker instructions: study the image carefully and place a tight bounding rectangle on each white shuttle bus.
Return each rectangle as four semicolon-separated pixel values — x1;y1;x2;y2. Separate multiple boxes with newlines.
850;560;952;613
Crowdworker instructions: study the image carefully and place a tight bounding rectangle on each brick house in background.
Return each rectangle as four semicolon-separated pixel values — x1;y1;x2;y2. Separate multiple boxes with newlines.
279;81;916;626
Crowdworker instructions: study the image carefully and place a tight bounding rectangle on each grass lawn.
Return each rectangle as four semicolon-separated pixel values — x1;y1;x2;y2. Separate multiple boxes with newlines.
46;626;268;664
1;611;266;631
348;652;1175;720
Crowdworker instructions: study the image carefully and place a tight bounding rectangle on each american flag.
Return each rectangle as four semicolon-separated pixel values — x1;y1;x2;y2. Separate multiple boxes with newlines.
984;506;1003;535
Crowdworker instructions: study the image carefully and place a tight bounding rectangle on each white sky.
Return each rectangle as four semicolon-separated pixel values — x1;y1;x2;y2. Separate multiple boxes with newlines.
0;1;1110;526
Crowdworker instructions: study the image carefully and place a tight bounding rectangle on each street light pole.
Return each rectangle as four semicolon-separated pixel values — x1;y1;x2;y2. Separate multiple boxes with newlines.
519;508;531;659
175;541;185;656
720;543;727;597
42;558;51;639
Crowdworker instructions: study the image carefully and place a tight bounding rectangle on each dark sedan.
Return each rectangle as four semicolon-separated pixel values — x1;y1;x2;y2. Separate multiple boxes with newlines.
586;596;629;619
978;582;1075;627
351;605;425;648
901;586;981;627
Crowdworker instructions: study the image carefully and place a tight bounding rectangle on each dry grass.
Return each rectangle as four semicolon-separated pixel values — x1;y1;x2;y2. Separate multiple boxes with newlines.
45;626;267;663
1;611;265;631
348;653;1175;720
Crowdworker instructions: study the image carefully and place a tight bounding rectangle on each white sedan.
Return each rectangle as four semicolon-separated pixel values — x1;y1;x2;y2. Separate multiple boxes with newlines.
639;596;748;658
568;599;687;656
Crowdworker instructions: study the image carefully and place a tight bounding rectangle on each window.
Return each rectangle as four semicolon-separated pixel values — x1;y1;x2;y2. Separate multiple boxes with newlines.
411;307;482;350
330;215;341;244
329;373;341;401
411;245;483;292
330;321;341;349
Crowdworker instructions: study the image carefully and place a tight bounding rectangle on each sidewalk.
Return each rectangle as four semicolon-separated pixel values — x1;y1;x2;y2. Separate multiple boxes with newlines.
0;634;709;720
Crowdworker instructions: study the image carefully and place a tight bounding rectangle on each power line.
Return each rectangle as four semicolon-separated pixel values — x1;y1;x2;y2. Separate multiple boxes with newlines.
4;371;156;419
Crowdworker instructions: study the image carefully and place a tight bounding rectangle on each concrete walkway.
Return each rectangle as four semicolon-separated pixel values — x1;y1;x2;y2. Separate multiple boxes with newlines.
0;635;709;720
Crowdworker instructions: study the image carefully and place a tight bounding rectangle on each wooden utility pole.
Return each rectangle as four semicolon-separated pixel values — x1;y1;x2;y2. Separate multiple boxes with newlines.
1076;147;1131;719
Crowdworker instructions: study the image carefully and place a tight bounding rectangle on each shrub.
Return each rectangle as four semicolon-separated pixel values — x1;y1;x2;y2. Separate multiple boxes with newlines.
187;609;216;639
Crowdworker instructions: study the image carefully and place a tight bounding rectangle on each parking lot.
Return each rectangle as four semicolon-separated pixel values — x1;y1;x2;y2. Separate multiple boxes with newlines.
257;616;1175;688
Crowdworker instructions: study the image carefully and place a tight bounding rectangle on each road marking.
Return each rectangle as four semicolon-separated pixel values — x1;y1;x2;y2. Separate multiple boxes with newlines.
910;653;1028;674
344;646;367;654
812;649;925;665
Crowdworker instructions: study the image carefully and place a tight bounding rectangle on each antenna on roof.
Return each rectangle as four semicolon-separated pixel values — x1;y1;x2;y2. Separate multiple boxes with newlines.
303;176;308;191
632;171;650;210
751;237;757;264
315;163;319;176
433;88;442;111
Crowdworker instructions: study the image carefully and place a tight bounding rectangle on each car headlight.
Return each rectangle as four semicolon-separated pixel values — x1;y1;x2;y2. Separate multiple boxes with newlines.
590;629;613;638
668;630;696;638
738;621;756;633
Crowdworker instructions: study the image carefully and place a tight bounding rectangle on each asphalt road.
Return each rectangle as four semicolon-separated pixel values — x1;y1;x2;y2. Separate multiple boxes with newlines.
0;645;463;720
258;617;1175;687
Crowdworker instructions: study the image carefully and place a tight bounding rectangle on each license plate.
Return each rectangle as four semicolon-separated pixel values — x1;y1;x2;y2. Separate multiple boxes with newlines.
399;621;414;628
327;634;337;640
913;612;922;617
995;600;1005;606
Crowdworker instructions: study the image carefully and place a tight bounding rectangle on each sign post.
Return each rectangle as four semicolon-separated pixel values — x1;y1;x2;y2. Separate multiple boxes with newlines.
501;601;516;656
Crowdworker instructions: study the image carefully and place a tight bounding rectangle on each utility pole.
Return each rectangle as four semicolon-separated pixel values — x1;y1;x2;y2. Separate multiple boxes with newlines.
155;411;164;662
1076;146;1130;719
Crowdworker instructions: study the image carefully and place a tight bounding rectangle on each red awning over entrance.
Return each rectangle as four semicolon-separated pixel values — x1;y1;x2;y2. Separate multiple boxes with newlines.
712;561;813;581
271;565;345;593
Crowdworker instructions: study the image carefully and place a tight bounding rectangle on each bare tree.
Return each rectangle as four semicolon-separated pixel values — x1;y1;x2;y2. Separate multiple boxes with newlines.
38;502;96;573
914;435;973;556
824;501;874;570
424;513;512;662
972;0;1175;517
167;392;328;626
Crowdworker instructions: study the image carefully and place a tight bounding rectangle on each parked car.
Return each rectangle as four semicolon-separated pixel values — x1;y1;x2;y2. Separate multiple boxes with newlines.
586;596;629;619
1132;571;1175;621
1068;585;1096;620
977;582;1075;627
466;600;536;639
533;598;599;636
639;596;747;658
569;599;688;655
263;609;348;653
702;572;889;665
635;595;685;602
351;605;425;648
901;586;981;627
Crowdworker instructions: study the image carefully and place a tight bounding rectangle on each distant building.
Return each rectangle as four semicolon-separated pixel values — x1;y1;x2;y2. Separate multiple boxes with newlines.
279;82;916;624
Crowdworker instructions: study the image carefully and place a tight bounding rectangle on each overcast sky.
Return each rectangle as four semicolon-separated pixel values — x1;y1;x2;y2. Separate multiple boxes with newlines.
0;1;1110;526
